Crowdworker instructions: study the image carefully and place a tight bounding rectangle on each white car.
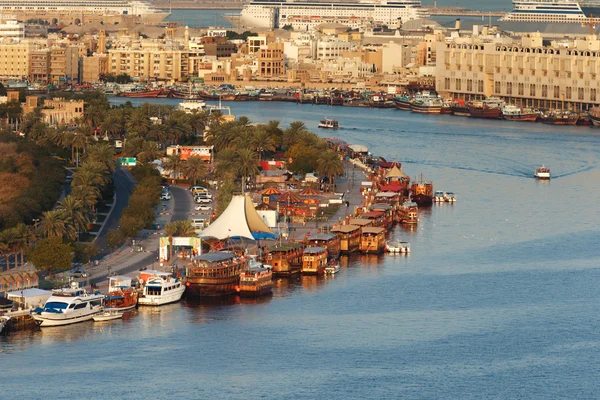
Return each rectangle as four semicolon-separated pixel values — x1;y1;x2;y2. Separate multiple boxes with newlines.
195;197;212;204
194;193;213;200
195;205;212;212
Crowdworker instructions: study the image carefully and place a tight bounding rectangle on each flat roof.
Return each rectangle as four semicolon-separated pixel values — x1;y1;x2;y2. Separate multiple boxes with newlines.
308;233;337;241
348;218;373;226
304;246;326;254
362;227;385;234
331;224;360;233
193;252;236;262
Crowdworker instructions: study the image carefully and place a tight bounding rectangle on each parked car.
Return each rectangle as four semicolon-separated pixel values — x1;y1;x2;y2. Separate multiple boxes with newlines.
72;270;87;278
160;193;172;201
195;197;212;204
195;205;212;211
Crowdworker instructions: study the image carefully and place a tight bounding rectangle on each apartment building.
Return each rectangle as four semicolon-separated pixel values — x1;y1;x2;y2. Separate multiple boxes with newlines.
108;45;195;81
258;43;285;77
0;40;33;80
436;32;600;111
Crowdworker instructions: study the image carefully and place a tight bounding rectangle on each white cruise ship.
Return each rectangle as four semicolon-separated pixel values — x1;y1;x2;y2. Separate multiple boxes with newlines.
500;0;596;23
0;0;169;24
234;0;427;30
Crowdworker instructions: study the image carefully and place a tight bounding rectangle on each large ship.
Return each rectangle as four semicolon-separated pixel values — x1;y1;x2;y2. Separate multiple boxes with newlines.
500;0;600;23
184;251;249;297
229;0;427;30
0;0;170;24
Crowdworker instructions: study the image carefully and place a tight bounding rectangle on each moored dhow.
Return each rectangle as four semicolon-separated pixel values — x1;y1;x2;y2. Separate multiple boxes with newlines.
306;233;341;259
265;243;304;276
104;275;138;312
359;227;386;254
239;259;273;297
184;252;248;297
502;104;539;122
32;283;104;327
330;224;361;253
302;247;329;275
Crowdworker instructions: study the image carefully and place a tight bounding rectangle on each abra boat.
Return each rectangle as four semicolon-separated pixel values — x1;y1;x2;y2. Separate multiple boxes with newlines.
410;92;442;114
534;165;551;179
103;276;138;312
239;258;273;297
138;271;185;306
393;95;412;111
398;201;418;224
318;119;339;129
540;111;578;125
324;259;340;274
32;283;104;327
302;247;328;275
185;251;248;297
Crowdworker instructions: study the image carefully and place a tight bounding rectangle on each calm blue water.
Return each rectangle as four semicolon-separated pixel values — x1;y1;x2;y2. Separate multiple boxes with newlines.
3;99;600;399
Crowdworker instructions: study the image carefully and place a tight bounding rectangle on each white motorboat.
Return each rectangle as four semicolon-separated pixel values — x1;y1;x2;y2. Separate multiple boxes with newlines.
178;99;206;114
386;240;410;254
0;315;10;334
92;309;123;322
398;242;411;254
32;283;104;327
534;165;551;180
444;192;457;203
324;260;340;275
318;119;339;129
138;272;185;306
434;191;445;202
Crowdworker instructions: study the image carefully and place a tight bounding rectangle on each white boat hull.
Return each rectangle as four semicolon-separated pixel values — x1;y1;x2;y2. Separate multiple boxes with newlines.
33;310;101;327
534;172;551;179
93;313;123;322
138;287;185;306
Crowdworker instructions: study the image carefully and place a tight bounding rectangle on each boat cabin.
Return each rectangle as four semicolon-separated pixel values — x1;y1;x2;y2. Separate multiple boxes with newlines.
348;218;374;229
185;252;247;297
302;247;329;275
331;224;361;253
265;243;304;277
356;211;386;228
239;264;273;297
398;201;418;224
318;119;339;129
306;233;341;259
359;227;386;254
370;204;395;229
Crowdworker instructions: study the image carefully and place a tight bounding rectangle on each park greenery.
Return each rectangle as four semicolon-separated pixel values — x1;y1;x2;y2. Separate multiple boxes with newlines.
0;90;344;276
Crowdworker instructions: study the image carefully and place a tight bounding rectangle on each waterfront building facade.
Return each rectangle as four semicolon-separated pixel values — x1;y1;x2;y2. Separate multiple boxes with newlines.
436;33;600;111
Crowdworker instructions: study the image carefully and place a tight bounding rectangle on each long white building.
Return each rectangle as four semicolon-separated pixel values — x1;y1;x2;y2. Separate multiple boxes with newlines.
236;0;427;30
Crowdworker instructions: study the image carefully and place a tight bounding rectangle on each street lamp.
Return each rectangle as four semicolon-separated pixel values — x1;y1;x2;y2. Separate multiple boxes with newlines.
32;218;40;230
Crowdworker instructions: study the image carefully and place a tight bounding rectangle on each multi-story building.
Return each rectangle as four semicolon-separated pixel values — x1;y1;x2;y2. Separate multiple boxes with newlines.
436;32;600;111
0;40;33;80
0;18;24;41
49;46;80;84
258;43;285;77
82;54;109;83
29;48;50;83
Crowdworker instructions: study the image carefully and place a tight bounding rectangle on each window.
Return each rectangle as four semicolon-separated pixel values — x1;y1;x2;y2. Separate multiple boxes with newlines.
530;84;536;97
478;80;484;92
467;79;473;91
518;83;524;96
74;303;87;310
444;77;450;90
456;79;461;90
495;81;501;93
592;88;597;102
578;87;584;100
566;87;572;99
554;86;560;99
507;82;512;95
542;85;548;97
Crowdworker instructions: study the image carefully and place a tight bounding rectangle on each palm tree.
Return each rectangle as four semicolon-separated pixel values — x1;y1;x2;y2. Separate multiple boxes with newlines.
71;184;101;212
283;121;307;149
174;220;196;237
215;148;238;178
57;196;91;241
265;120;283;147
86;142;116;174
163;154;182;183
13;223;34;268
164;222;178;265
137;140;162;164
233;128;254;150
181;157;207;185
317;150;344;193
0;229;16;270
72;124;94;165
126;107;151;134
72;162;108;188
236;148;259;194
84;101;106;128
251;127;276;162
38;210;75;241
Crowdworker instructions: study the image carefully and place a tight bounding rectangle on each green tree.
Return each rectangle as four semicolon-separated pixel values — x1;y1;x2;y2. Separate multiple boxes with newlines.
164;222;178;265
283;121;307;149
57;196;91;240
181;157;207;185
317;150;344;193
74;242;98;264
235;148;259;194
86;142;115;174
162;154;182;183
251;127;276;162
13;223;35;268
38;210;75;241
28;237;73;279
136;140;162;164
106;229;124;252
0;228;17;270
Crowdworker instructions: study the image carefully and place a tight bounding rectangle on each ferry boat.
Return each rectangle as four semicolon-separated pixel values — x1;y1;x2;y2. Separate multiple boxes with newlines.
502;105;539;122
410;92;442;114
410;174;434;206
534;165;551;179
0;0;169;24
138;271;185;306
185;252;248;297
265;243;304;276
239;258;273;297
500;0;589;23
398;201;418;224
103;276;138;312
359;227;386;254
233;0;427;30
330;224;361;253
32;283;104;327
468;97;504;119
306;233;341;259
318;119;340;129
302;247;329;275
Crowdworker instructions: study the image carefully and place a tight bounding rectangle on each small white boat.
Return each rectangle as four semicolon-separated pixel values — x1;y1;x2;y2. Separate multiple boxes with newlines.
386;240;410;254
318;119;339;129
32;282;104;327
534;165;551;179
444;192;456;202
324;260;340;274
92;309;123;322
0;315;10;334
398;241;410;253
434;191;445;202
138;271;185;306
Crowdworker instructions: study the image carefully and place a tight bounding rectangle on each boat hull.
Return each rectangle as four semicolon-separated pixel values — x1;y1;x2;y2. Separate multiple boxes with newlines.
503;114;539;122
411;194;433;206
451;106;470;116
185;276;240;297
411;104;441;114
138;287;185;306
239;284;273;297
393;99;412;111
468;106;502;119
33;311;100;327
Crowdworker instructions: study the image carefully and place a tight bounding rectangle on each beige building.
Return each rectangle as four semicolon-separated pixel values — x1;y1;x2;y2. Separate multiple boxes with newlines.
436;33;600;111
41;98;85;125
0;40;33;80
82;54;109;83
258;43;285;77
50;46;80;84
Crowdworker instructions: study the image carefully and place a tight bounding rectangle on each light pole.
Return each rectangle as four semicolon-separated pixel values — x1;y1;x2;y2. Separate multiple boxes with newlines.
32;218;40;231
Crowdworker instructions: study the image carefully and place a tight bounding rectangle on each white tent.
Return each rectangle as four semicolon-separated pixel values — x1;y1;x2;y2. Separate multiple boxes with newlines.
198;195;275;240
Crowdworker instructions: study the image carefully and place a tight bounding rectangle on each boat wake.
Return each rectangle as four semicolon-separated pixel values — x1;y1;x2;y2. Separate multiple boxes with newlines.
551;165;596;179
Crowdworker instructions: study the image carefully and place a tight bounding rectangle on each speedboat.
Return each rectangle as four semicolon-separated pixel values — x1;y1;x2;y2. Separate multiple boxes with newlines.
386;240;402;253
534;165;551;180
138;272;185;306
434;191;445;202
398;241;411;254
318;119;339;129
324;260;340;274
32;283;104;327
443;192;456;202
93;309;123;322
